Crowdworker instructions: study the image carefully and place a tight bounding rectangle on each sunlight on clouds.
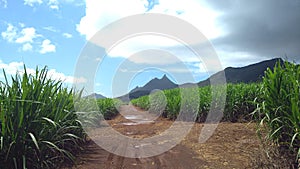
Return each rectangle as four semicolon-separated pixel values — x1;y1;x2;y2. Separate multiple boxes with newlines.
77;0;222;40
147;0;223;39
40;39;56;54
77;0;145;40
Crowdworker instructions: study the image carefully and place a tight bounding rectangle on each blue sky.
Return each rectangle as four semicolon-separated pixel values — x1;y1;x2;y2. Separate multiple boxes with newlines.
0;0;85;76
1;0;299;97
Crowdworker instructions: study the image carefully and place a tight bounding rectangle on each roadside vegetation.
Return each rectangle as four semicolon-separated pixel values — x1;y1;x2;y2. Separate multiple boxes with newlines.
253;61;300;168
131;83;262;122
0;66;122;169
76;97;123;128
0;66;85;169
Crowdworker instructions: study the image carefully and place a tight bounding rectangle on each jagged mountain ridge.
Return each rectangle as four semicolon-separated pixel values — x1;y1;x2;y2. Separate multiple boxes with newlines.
119;74;178;101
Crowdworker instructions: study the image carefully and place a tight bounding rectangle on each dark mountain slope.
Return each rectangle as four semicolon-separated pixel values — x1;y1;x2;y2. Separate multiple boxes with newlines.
197;58;283;87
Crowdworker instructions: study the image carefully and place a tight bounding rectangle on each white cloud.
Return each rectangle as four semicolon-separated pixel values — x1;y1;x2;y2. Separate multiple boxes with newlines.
24;0;42;6
160;0;222;39
62;33;72;38
1;0;7;8
1;24;56;53
95;82;102;87
108;34;178;57
77;0;222;41
216;50;268;68
48;0;59;10
47;69;86;83
1;24;18;42
95;57;101;61
76;0;145;40
40;39;56;54
24;0;61;10
63;0;85;6
23;0;83;8
108;35;205;66
73;77;87;84
15;27;38;43
43;26;58;32
76;0;224;77
19;23;26;28
0;60;87;84
0;60;25;77
22;43;33;51
125;48;181;65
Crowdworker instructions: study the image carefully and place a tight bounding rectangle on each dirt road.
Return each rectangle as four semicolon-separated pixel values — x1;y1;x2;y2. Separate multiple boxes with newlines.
68;105;260;169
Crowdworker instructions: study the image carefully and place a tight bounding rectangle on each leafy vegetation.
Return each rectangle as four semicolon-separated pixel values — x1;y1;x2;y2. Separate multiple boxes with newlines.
254;61;300;166
0;66;86;169
0;65;124;169
97;98;123;120
132;83;262;122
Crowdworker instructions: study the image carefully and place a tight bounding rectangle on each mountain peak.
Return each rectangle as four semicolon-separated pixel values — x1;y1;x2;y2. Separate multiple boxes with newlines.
124;74;178;100
85;93;106;99
162;74;167;79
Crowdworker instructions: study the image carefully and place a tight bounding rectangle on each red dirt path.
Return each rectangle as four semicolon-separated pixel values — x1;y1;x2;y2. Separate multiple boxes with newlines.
66;105;260;169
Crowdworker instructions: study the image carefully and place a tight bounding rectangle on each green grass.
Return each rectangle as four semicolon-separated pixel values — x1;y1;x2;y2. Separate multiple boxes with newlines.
0;66;86;169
